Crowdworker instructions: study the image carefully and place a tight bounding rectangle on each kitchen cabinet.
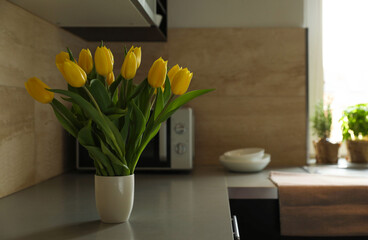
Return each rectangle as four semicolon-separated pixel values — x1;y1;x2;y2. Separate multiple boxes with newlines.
229;198;281;239
8;0;167;41
229;199;368;240
228;167;368;240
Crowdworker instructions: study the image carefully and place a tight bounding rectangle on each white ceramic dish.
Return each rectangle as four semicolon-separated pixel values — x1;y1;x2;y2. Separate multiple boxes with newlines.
219;153;270;173
223;148;265;162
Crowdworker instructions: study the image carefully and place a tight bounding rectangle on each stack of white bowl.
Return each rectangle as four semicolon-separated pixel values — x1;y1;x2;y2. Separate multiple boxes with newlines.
219;148;270;173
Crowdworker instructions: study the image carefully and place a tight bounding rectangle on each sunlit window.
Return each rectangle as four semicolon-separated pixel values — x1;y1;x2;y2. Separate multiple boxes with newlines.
323;0;368;148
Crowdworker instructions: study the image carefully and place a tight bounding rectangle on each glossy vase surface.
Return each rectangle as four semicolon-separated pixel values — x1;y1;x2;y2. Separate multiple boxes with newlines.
95;174;134;223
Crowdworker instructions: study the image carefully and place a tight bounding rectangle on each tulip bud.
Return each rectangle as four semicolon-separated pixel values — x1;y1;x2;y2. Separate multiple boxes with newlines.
78;49;93;74
171;68;193;95
55;51;70;75
148;57;168;88
128;46;142;68
168;64;182;83
62;60;87;87
94;46;114;76
24;77;54;104
106;72;115;86
121;51;138;80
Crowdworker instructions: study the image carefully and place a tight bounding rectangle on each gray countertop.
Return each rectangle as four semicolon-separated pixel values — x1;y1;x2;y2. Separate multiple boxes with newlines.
0;166;304;240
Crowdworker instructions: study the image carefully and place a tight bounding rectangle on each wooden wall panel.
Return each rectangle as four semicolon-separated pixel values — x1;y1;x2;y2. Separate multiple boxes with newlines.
168;28;307;167
104;28;307;167
0;0;85;198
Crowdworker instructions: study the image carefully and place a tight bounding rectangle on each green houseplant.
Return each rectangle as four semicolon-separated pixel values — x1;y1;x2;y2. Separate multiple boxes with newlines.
24;44;213;223
340;103;368;163
311;102;340;164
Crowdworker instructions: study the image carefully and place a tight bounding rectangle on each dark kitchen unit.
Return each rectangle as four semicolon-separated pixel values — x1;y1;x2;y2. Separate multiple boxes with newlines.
8;0;167;42
228;165;368;240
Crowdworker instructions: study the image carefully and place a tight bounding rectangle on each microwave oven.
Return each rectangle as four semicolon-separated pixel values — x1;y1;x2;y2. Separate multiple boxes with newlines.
76;108;194;171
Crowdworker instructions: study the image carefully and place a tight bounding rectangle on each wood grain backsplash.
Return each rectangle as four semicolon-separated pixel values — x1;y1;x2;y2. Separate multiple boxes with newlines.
0;0;85;198
104;28;307;168
0;11;306;197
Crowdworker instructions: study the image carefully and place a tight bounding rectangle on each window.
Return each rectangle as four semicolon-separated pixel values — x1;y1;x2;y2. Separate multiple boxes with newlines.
323;0;368;143
322;0;368;154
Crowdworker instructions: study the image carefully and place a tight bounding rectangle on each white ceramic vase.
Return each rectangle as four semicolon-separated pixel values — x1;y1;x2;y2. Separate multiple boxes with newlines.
95;174;134;223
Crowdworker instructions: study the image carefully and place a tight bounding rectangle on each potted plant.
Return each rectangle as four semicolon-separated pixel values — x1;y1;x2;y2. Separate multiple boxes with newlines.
311;102;340;164
340;103;368;163
24;43;213;223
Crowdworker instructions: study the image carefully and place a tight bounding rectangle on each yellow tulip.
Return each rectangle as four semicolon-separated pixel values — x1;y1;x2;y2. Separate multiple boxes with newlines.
78;49;93;74
121;51;138;80
24;77;54;104
55;51;70;75
154;86;165;95
106;72;115;86
94;46;114;76
171;68;193;95
62;60;87;87
128;46;142;68
167;64;182;83
148;57;168;88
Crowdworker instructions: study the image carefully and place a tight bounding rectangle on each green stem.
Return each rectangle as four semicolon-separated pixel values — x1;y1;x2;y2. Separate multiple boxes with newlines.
123;79;133;109
83;86;102;113
83;86;124;159
153;94;175;126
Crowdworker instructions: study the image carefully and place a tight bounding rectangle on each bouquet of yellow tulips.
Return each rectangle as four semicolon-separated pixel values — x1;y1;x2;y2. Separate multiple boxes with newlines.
25;43;213;176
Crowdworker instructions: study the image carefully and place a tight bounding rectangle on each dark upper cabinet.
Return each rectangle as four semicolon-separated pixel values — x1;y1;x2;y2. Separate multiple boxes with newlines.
9;0;167;41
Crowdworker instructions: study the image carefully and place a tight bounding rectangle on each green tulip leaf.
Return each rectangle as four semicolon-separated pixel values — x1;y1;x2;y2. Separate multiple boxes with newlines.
137;84;154;121
100;140;129;175
128;78;147;101
124;101;146;169
68;84;89;101
84;146;115;176
131;123;161;172
49;88;123;157
52;99;83;129
112;87;119;105
105;106;127;115
77;121;94;146
120;109;131;144
163;75;172;104
107;113;126;121
89;79;112;112
131;101;146;141
66;48;76;62
93;158;103;176
71;103;87;122
126;80;133;101
109;74;123;95
154;87;164;120
60;97;73;102
169;89;214;112
156;89;214;124
102;114;126;156
51;103;78;138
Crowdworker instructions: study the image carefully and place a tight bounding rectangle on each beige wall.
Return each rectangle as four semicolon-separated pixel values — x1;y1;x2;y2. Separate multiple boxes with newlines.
0;0;85;198
168;0;304;28
103;27;307;168
0;0;307;198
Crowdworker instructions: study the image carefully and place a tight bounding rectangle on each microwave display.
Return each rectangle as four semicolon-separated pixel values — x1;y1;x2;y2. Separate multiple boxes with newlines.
76;108;194;171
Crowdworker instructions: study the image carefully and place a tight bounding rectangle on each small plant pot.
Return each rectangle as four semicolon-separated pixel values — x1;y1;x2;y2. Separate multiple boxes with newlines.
346;140;368;163
313;138;340;164
95;174;134;223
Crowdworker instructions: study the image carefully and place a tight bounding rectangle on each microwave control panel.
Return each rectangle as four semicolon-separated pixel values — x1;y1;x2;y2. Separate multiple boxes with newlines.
170;108;194;169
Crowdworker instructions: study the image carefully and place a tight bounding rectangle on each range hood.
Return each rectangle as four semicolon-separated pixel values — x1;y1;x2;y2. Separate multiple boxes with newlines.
8;0;167;41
